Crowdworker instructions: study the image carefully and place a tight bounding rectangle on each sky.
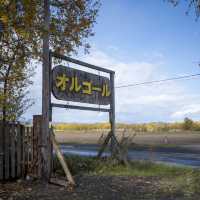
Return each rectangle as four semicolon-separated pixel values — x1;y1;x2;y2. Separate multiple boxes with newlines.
24;0;200;123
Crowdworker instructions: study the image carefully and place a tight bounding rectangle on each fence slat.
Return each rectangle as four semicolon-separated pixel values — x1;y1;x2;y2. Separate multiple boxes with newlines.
0;122;3;180
21;126;25;178
0;122;34;181
10;124;16;178
4;123;10;179
17;124;22;177
23;127;28;177
33;115;42;177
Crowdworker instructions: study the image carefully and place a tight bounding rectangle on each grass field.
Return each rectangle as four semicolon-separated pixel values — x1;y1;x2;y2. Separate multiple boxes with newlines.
53;156;200;199
2;156;200;199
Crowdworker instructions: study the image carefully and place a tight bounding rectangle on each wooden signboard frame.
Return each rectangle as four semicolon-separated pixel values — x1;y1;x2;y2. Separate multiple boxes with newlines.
49;51;116;154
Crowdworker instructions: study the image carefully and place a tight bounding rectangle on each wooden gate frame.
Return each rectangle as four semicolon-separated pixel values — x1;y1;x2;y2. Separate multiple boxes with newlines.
49;51;116;155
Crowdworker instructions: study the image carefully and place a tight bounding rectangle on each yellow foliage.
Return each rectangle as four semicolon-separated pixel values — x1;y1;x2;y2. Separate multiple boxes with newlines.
0;15;8;23
53;121;200;132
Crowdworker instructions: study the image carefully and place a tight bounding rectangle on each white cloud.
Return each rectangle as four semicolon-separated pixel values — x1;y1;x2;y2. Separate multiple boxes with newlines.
171;104;200;119
24;47;200;123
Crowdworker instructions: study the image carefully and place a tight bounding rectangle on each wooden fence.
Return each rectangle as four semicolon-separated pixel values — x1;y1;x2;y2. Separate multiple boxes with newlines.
0;121;34;181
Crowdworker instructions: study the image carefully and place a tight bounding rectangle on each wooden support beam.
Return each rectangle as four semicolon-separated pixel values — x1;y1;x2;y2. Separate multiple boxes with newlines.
51;103;110;113
50;128;75;186
50;51;115;74
97;131;112;158
97;132;129;166
111;135;129;166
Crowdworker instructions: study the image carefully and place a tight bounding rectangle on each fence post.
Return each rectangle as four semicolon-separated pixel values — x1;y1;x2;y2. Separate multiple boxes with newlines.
16;123;22;177
10;123;16;178
0;121;3;180
33;115;42;178
4;122;10;179
21;125;26;178
42;0;52;182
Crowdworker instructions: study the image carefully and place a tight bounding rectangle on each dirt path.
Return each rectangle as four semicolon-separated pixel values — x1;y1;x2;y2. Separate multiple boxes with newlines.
0;175;196;200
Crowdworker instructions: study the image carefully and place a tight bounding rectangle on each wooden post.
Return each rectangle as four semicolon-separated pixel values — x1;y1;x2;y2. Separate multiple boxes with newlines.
0;122;3;180
110;72;116;155
97;131;112;158
21;125;25;178
4;123;10;179
50;128;75;186
17;123;22;177
33;115;42;178
42;0;51;181
10;124;15;178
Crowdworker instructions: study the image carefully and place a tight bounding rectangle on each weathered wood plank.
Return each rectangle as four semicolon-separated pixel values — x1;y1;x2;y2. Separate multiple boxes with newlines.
17;123;22;177
51;103;110;113
30;127;33;174
97;131;112;158
110;73;115;154
21;126;26;178
112;135;129;166
0;122;3;180
0;122;30;180
10;124;16;178
4;123;10;179
52;65;111;105
50;128;75;186
42;0;52;182
27;127;31;174
33;115;42;178
51;52;115;74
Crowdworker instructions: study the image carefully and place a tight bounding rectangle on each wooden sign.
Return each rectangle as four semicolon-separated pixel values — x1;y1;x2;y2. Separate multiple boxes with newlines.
52;65;111;105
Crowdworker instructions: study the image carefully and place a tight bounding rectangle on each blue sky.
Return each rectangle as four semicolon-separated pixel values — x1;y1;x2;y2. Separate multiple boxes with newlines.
25;0;200;123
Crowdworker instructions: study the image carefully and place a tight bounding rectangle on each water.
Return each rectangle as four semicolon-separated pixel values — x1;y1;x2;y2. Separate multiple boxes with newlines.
60;144;200;168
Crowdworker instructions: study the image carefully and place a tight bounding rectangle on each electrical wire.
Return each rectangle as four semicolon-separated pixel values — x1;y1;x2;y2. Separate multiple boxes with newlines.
115;73;200;89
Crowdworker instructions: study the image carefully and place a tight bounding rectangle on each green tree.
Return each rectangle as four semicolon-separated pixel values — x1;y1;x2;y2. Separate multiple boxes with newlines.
0;33;34;122
183;117;194;130
0;0;100;121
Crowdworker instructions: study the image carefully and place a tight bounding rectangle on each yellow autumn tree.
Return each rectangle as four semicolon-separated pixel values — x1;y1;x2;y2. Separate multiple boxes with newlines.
0;0;100;122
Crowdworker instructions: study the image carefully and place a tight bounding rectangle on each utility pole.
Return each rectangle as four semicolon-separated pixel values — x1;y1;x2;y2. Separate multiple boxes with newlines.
41;0;51;181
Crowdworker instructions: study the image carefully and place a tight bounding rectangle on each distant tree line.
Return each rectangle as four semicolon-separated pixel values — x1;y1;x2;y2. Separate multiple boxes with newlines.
54;117;200;132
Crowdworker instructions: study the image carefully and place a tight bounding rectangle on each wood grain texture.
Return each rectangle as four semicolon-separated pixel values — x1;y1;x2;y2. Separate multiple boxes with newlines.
50;128;75;186
16;124;22;177
10;124;15;178
33;115;42;178
42;0;52;181
52;65;111;105
0;122;3;180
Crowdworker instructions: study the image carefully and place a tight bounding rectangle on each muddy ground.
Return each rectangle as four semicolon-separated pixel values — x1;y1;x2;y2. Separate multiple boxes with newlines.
1;131;200;200
0;175;197;200
55;130;200;148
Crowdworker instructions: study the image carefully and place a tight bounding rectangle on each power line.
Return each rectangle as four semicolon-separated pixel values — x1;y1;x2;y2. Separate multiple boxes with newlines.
116;73;200;89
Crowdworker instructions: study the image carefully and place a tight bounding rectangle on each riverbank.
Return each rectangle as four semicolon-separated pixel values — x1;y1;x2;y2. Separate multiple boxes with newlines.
1;157;200;200
60;143;200;167
55;131;200;149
